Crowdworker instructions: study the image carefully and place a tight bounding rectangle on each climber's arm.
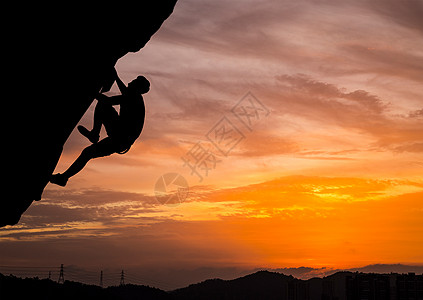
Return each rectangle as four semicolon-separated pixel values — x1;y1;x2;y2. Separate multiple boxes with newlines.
96;93;123;105
115;71;128;95
96;93;109;102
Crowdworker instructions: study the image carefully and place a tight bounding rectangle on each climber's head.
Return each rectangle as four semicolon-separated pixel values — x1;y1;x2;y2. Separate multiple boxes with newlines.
128;76;150;94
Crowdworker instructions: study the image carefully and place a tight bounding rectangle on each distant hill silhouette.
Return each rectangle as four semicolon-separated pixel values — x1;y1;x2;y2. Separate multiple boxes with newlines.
171;270;298;300
1;270;422;299
0;273;170;300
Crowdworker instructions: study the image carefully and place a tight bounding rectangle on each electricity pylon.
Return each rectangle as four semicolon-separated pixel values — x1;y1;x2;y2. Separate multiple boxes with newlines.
58;264;64;284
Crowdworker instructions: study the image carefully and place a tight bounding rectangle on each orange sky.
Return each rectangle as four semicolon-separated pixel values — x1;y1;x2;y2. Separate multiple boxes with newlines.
1;0;422;290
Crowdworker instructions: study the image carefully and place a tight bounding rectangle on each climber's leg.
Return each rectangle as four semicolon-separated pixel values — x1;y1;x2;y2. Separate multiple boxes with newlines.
78;102;119;143
50;137;118;186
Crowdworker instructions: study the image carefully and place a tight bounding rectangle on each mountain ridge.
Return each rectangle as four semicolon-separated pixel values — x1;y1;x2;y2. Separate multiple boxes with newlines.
2;268;422;300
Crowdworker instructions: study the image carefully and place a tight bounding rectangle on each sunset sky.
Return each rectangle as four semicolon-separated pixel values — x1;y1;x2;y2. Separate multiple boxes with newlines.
1;0;423;290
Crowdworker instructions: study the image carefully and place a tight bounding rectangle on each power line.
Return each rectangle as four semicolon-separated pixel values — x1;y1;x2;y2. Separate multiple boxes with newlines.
0;265;173;289
0;265;58;268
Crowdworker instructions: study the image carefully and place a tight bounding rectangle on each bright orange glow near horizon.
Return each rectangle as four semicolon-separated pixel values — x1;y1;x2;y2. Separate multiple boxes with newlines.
1;0;423;290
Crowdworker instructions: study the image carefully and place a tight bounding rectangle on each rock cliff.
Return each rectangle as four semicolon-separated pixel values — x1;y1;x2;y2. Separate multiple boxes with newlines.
2;1;178;227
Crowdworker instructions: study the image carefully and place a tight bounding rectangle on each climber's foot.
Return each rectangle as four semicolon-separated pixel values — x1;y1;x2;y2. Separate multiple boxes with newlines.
77;125;99;144
50;173;68;187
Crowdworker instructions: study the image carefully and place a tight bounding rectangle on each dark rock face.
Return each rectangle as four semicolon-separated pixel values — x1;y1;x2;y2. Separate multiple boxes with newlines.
2;2;178;227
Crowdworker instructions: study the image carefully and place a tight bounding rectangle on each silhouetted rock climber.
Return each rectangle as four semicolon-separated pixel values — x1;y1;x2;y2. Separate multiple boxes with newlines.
50;70;150;187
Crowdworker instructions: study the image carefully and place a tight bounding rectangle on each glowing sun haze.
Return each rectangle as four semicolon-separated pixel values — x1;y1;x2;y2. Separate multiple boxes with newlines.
1;0;422;290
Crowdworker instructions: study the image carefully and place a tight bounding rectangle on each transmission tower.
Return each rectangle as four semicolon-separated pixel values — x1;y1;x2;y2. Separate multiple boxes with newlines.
100;270;103;288
120;270;125;286
58;264;64;284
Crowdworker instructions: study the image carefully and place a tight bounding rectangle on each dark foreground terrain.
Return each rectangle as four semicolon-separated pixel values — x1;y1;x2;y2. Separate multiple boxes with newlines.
1;270;422;300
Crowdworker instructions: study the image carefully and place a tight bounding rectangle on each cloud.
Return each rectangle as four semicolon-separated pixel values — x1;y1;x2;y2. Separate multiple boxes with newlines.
275;73;388;115
42;188;156;207
365;0;423;35
265;263;423;281
340;44;423;83
6;175;421;241
157;0;305;56
1;176;423;290
0;189;166;240
153;0;423;83
409;109;423;119
270;74;423;153
264;266;335;279
236;132;300;157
